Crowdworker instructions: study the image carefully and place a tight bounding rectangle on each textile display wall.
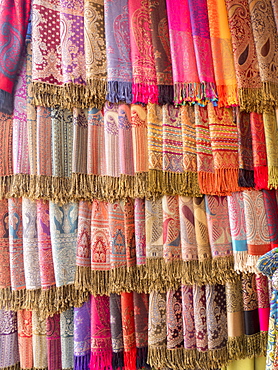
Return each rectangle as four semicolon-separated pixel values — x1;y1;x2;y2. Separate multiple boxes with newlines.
1;0;278;370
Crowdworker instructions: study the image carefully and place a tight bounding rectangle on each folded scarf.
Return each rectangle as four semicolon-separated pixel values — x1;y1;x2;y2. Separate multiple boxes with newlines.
60;308;74;370
72;109;87;178
0;0;31;114
0;309;19;369
181;285;196;358
148;0;173;104
134;198;146;268
110;293;124;370
255;274;270;333
225;0;263;112
263;110;278;189
206;0;238;107
121;292;136;370
128;0;158;104
133;292;149;369
46;314;62;370
262;190;278;249
236;110;254;187
193;285;208;354
227;192;248;272
250;113;268;189
104;0;132;104
124;198;136;270
36;106;52;179
74;299;91;370
90;295;112;370
18;310;33;370
243;190;271;273
0;199;11;297
32;311;47;370
0;112;13;196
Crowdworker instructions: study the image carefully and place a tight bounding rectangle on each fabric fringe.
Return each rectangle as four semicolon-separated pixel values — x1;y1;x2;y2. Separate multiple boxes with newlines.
233;251;248;273
112;352;124;370
132;83;158;104
173;82;217;105
136;347;149;369
147;346;167;369
158;85;174;105
74;354;91;370
246;255;260;274
238;169;255;188
0;89;14;115
89;350;112;370
106;81;132;105
198;168;242;196
216;84;238;108
268;165;278;189
123;348;137;370
254;166;268;190
227;336;246;360
238;87;276;113
244;332;267;358
0;363;20;370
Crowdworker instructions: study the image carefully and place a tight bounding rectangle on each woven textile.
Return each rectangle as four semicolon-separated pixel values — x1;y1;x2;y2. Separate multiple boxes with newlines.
128;0;158;104
255;274;270;332
181;285;196;352
109;201;126;270
263;110;278;189
90;295;112;370
110;293;124;370
179;196;198;262
193;285;208;352
0;112;13;187
134;198;146;267
166;289;184;354
0;0;31;114
0;199;10;290
121;292;136;370
32;311;47;370
60;308;74;370
263;190;278;249
124;198;136;269
241;274;260;339
104;0;132;104
133;292;149;369
0;310;19;369
74;299;91;370
206;0;238;107
17;309;33;369
46;314;62;370
36;106;52;179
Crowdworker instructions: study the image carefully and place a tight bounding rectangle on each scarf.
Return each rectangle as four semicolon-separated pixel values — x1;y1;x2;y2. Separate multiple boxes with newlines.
133;292;149;369
181;285;196;360
110;293;124;370
0;0;31;114
187;0;218;104
206;0;238;107
250;112;268;189
0;199;11;300
227;192;248;272
249;0;278;109
46;313;62;370
32;311;47;370
118;105;134;179
74;299;91;370
124;198;136;271
225;0;263;112
84;0;107;108
243;190;271;273
193;285;208;355
90;295;112;370
104;0;132;104
148;0;173;104
263;110;278;189
0;112;13;197
134;198;146;269
262;190;278;249
36;106;52;180
166;0;200;105
128;0;158;104
121;292;136;370
147;291;167;369
255;274;270;333
60;308;74;370
18;309;33;370
0;309;19;369
236;111;254;188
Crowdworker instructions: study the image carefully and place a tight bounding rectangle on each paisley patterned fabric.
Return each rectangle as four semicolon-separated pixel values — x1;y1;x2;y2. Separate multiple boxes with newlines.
166;288;184;350
0;199;10;290
121;292;136;370
32;311;47;370
110;293;124;370
0;309;19;369
46;313;62;370
263;190;278;249
60;308;74;370
263;110;278;189
74;299;91;370
17;309;33;369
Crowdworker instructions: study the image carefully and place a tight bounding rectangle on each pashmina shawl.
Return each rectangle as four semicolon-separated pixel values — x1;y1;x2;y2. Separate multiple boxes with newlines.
227;192;248;272
225;0;263;112
0;0;31;115
193;285;208;355
121;292;136;370
255;274;270;333
74;299;91;370
0;199;11;301
181;285;196;359
118;105;134;178
263;110;278;189
249;0;278;110
32;311;47;370
128;0;158;104
60;308;74;370
17;310;33;370
90;295;112;370
104;0;132;104
0;309;19;369
262;190;278;249
0;112;13;198
46;314;62;370
206;0;238;107
134;198;146;269
250;112;268;189
124;199;136;272
243;190;271;273
133;292;149;369
110;293;124;370
148;0;173;104
166;0;200;105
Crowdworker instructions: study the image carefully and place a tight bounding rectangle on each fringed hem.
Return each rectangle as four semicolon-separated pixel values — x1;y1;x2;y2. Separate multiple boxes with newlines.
173;81;218;105
246;254;261;274
136;347;149;369
158;85;174;105
254;166;268;190
112;352;124;370
238;86;276;113
74;354;91;370
0;89;13;115
233;251;248;273
30;80;106;110
238;169;255;188
198;168;242;195
268;166;278;189
0;363;20;370
227;336;245;360
132;83;158;104
216;84;238;108
106;81;132;104
244;331;267;358
89;350;112;370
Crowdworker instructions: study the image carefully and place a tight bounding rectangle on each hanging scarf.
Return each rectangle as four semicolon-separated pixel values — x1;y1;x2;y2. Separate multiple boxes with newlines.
206;0;238;107
0;309;19;369
187;0;217;104
262;190;278;249
249;0;278;109
118;105;134;179
46;314;62;370
17;309;33;370
263;110;278;189
181;285;196;362
74;299;91;370
148;0;173;104
121;292;136;370
134;198;146;274
193;285;208;356
0;0;31;114
166;0;200;105
128;0;158;104
255;274;270;333
250;112;268;189
243;190;271;273
104;0;132;104
227;192;248;272
90;295;112;370
60;308;74;370
225;0;263;112
124;198;136;273
0;112;13;197
147;291;167;369
236;111;254;187
0;199;11;301
32;311;47;370
133;292;149;369
110;293;124;370
36;106;52;180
